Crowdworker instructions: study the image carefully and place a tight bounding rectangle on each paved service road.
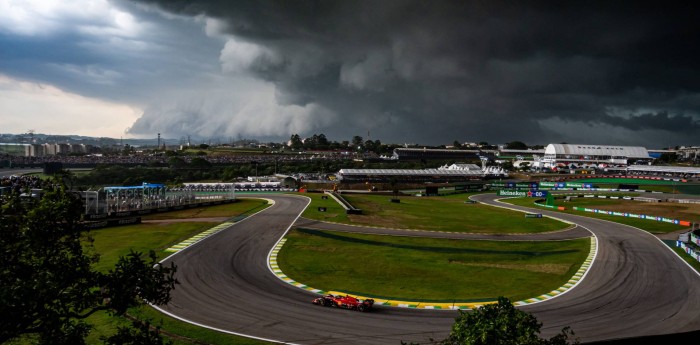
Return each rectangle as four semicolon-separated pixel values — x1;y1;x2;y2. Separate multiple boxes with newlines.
156;193;700;344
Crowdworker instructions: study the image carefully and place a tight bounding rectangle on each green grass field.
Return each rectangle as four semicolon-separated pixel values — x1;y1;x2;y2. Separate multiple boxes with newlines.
89;222;219;271
501;197;686;234
298;192;351;223
83;204;273;344
84;306;270;345
279;228;590;302
301;192;569;234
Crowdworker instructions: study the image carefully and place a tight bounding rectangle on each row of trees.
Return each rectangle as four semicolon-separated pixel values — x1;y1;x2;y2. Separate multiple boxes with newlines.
288;133;396;155
288;133;550;153
288;133;548;155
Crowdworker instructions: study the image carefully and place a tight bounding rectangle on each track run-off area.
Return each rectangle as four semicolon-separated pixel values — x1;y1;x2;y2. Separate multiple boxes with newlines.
153;193;700;344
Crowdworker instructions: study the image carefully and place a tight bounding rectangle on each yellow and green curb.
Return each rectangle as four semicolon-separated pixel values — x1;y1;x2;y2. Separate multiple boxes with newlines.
268;235;598;310
164;222;235;253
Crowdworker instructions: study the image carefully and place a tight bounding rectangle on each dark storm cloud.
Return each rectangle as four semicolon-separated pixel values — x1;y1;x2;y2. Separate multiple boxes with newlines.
596;111;700;132
131;0;700;147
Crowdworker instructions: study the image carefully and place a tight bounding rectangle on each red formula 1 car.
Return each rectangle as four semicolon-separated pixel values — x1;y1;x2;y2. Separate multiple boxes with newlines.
312;294;375;312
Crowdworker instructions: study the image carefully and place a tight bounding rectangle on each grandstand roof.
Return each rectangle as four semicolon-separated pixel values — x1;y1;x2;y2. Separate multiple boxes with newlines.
338;168;484;176
394;148;480;153
545;144;649;158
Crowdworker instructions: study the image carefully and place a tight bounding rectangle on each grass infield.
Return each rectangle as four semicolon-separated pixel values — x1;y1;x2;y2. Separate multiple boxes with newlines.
302;192;569;234
501;197;688;234
278;228;590;302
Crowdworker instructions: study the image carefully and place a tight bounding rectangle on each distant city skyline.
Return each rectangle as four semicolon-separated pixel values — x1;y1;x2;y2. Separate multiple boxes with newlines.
1;1;699;147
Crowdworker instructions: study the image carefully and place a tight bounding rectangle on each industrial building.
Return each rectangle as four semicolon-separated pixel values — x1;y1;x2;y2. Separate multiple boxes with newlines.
0;143;92;157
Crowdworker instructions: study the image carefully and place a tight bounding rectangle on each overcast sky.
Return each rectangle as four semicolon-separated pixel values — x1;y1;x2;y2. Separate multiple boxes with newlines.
1;0;699;148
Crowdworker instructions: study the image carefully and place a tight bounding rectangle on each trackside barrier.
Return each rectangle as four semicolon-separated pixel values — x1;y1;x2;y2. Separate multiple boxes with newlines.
562;194;700;205
633;197;662;203
571;206;691;227
668;198;700;205
676;241;700;263
83;217;141;230
691;232;700;246
533;202;566;211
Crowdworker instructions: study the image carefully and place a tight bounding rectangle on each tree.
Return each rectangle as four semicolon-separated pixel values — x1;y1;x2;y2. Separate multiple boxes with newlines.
0;183;177;344
364;140;377;152
189;157;212;169
441;297;578;345
167;157;187;170
505;141;528;150
121;144;135;156
352;135;364;149
289;134;303;150
657;152;677;164
316;133;330;150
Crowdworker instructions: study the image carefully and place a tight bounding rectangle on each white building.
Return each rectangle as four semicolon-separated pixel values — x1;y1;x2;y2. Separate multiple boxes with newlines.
678;146;700;160
541;144;651;169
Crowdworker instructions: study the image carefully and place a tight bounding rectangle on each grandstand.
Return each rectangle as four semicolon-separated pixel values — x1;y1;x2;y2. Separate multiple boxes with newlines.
541;144;651;169
627;165;700;180
337;168;485;183
182;181;289;191
497;148;545;159
391;148;480;161
103;183;201;214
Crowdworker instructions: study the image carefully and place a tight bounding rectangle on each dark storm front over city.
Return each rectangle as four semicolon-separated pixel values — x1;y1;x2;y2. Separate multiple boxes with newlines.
2;1;700;147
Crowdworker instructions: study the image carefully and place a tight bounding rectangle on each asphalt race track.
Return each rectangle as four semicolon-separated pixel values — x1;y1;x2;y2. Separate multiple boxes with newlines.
472;194;700;342
155;193;700;344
